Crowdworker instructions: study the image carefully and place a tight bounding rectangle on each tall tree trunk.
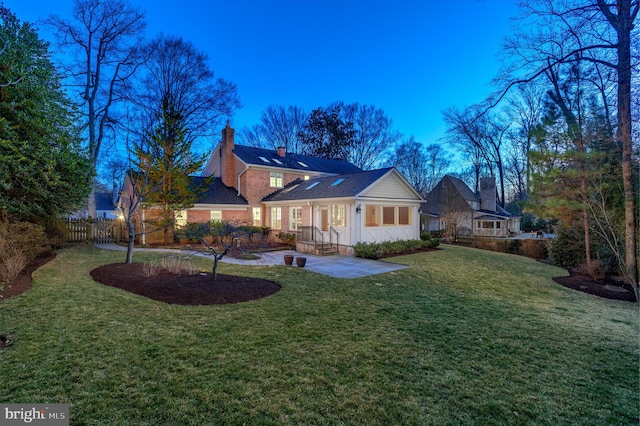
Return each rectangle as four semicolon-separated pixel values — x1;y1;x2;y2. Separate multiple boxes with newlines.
615;3;639;295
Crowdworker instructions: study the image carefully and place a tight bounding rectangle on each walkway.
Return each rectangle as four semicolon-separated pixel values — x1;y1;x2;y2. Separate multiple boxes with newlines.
96;244;407;279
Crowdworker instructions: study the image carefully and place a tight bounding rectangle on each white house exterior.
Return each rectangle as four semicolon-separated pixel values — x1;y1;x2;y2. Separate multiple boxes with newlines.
263;168;423;255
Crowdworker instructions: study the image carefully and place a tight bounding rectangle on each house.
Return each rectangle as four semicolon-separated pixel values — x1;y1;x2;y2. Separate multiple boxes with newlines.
70;192;118;219
422;175;521;239
125;123;423;252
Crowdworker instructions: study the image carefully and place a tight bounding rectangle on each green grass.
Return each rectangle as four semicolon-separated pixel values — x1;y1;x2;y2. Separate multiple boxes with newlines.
0;245;638;425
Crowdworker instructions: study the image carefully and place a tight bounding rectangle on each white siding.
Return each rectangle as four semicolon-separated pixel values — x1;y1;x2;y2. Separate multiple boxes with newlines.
360;172;421;200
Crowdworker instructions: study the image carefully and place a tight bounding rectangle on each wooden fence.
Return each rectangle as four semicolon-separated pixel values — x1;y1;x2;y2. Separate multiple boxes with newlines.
66;218;126;245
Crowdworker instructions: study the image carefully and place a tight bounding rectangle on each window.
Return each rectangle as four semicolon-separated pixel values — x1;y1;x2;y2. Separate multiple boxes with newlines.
289;206;302;231
297;161;309;168
175;210;187;227
331;178;345;186
365;205;379;227
481;221;495;229
252;207;261;226
365;205;412;227
270;172;283;188
272;158;283;165
304;175;310;180
270;207;282;230
306;182;319;190
398;207;410;225
331;205;346;227
210;211;222;222
382;206;395;225
259;156;270;163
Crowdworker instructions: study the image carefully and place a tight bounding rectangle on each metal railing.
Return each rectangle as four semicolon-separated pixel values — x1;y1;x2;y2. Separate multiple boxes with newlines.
296;226;339;254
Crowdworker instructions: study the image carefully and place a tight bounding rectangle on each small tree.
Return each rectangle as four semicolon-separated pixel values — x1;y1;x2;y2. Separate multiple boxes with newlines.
181;220;249;282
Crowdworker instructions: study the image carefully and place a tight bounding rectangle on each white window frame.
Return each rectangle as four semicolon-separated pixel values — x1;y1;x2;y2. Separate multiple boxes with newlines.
270;172;283;188
289;206;302;231
331;205;346;227
252;207;261;227
270;207;282;230
175;210;188;227
210;211;222;222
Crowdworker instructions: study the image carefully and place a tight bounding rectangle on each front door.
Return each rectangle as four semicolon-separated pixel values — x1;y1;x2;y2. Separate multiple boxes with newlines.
320;207;329;232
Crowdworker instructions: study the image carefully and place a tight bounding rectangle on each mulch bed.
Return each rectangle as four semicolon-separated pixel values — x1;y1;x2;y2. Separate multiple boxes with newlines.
0;253;56;301
553;268;636;302
89;263;281;305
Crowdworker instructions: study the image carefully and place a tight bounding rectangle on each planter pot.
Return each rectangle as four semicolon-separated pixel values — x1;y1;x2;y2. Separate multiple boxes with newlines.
284;255;294;266
296;257;307;268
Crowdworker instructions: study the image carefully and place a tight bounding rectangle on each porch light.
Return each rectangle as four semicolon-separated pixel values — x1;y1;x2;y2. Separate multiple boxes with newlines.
356;204;361;213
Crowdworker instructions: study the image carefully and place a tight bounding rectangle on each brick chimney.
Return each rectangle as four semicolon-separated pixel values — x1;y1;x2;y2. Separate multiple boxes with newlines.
479;177;497;212
221;122;235;188
277;146;286;157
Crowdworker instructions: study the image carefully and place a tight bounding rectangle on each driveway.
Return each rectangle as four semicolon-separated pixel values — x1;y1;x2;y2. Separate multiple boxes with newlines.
96;244;407;279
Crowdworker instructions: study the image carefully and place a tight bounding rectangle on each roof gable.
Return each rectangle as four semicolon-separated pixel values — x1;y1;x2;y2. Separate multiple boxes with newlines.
233;145;362;175
359;170;422;200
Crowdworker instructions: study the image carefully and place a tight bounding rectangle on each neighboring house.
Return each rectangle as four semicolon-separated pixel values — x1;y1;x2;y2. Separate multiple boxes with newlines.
123;123;423;252
422;175;521;239
70;192;118;219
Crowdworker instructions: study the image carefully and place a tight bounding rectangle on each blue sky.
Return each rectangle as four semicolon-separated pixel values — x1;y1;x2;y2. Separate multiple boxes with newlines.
6;0;518;147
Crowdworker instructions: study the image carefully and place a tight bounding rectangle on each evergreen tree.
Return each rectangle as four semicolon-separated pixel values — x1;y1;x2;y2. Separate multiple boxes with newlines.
0;7;91;221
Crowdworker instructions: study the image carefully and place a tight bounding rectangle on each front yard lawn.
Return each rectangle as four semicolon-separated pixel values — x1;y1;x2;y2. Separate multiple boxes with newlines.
0;245;638;425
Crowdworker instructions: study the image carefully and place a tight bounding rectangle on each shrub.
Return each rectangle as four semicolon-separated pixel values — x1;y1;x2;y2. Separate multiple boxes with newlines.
161;256;187;275
420;232;431;241
354;239;439;259
141;261;159;278
520;239;548;260
0;251;27;284
276;232;296;245
43;219;69;249
353;242;383;259
0;221;51;283
422;238;440;249
548;225;585;267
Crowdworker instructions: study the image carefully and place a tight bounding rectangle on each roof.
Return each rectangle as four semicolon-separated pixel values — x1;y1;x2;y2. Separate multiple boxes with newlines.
262;168;394;202
191;177;248;205
95;192;115;211
233;145;363;175
446;175;479;202
424;175;518;218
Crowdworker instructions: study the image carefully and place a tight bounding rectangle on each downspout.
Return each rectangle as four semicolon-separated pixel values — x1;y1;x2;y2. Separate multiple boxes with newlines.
142;209;146;246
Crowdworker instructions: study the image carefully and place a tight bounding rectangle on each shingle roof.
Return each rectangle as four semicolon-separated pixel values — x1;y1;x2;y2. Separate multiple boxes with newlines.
191;177;248;205
233;145;363;175
446;175;479;202
95;192;115;210
262;168;393;202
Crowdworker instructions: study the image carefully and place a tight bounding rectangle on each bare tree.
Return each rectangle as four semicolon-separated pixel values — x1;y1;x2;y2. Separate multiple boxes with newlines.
493;0;638;294
130;34;241;155
391;137;451;197
443;106;510;208
236;105;307;153
47;0;147;218
333;102;401;170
